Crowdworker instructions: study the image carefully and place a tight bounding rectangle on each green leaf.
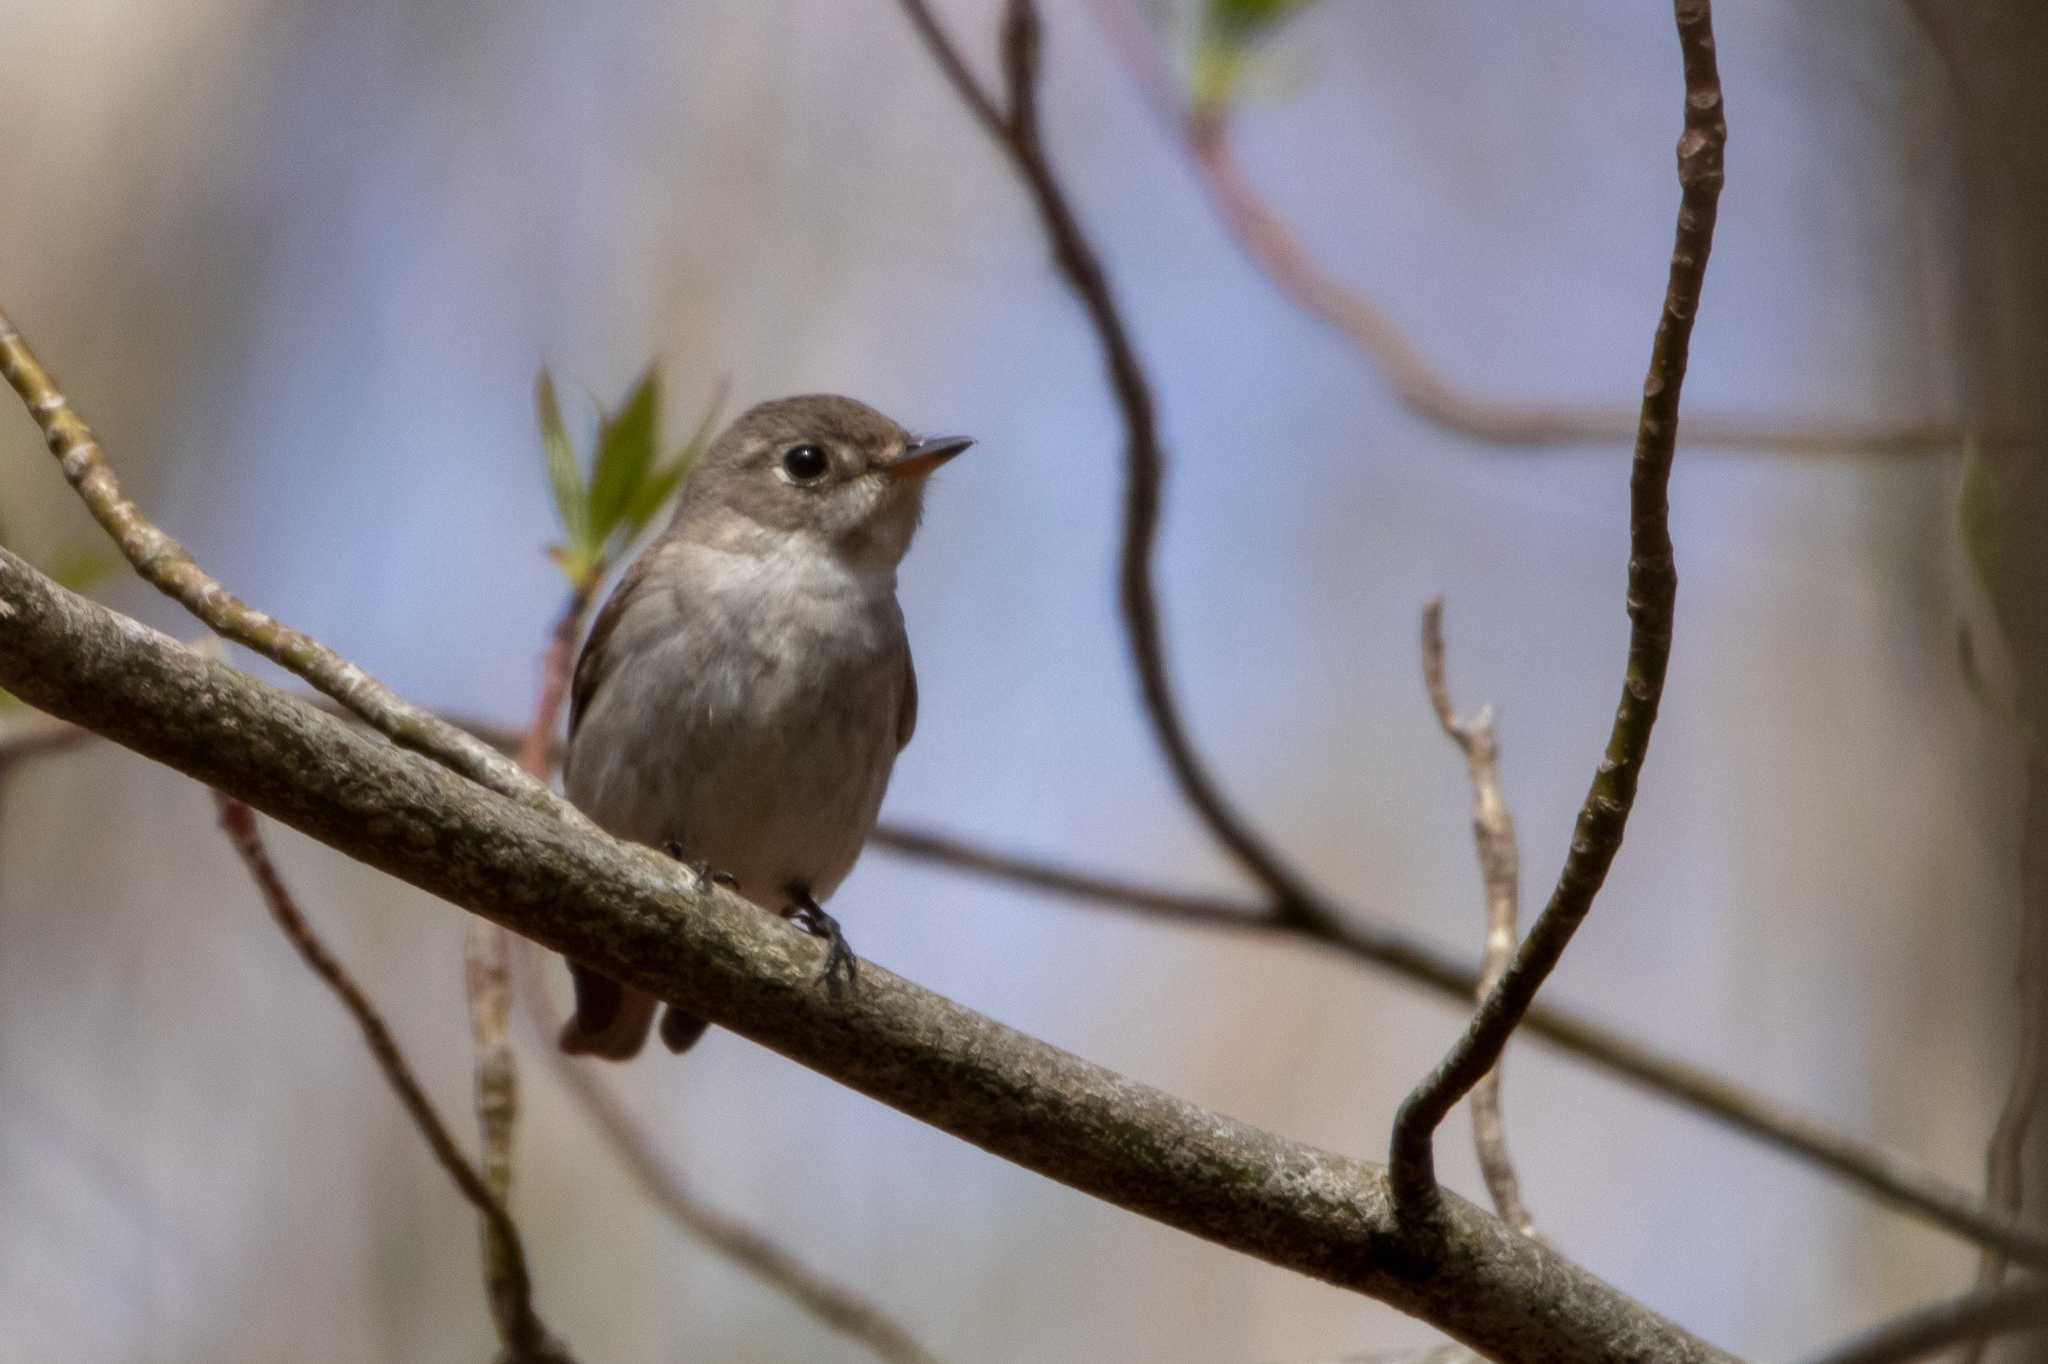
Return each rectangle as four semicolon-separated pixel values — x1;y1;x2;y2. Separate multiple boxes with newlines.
536;371;588;555
588;368;660;546
621;377;728;541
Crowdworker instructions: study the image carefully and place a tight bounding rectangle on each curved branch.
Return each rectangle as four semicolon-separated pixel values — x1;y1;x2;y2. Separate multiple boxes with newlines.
895;0;1338;934
0;548;1734;1364
1389;0;1724;1213
1087;0;1977;458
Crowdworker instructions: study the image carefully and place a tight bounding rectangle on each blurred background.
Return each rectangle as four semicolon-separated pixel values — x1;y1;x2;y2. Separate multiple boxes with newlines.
0;0;2040;1360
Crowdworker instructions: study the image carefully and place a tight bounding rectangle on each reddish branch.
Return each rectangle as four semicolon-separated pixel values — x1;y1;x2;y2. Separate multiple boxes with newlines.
1387;0;1725;1212
211;793;566;1362
1087;0;1975;458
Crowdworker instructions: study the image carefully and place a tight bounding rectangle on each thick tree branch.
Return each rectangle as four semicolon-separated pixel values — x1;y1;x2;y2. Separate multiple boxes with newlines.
1388;0;1724;1213
1794;1277;2048;1364
1420;599;1533;1236
1086;0;1980;458
0;549;1734;1364
210;793;567;1362
5;709;2039;1265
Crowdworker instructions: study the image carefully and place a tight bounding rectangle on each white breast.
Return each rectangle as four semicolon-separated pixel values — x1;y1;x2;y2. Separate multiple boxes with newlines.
565;537;910;908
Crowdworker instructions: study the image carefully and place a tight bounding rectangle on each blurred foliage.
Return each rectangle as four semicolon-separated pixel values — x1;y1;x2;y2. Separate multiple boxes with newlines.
538;367;725;594
1958;442;2046;754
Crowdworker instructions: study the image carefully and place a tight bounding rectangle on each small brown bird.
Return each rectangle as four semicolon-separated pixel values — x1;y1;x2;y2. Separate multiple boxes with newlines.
558;394;970;1059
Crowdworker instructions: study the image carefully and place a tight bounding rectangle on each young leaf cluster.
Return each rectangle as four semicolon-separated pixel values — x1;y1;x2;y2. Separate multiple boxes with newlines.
537;368;725;593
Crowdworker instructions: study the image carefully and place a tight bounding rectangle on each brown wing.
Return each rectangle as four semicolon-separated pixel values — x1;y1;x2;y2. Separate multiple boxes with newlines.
896;644;918;752
568;551;656;736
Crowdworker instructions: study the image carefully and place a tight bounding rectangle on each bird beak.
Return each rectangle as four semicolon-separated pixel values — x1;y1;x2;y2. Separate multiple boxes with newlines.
883;434;974;480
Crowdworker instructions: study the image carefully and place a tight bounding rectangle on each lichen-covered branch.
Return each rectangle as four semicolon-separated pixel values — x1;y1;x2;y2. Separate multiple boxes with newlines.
4;709;2039;1266
0;548;1735;1363
210;793;567;1362
1389;0;1725;1213
1420;599;1533;1236
0;307;581;830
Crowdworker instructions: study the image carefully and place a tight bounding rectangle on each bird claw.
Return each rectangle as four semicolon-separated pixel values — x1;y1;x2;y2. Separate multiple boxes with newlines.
787;887;859;993
661;840;737;894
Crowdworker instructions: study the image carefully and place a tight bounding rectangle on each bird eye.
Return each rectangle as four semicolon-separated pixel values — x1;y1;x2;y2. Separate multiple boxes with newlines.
780;443;830;484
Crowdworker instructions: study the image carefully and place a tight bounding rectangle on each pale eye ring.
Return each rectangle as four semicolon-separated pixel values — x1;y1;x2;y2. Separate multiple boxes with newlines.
781;443;830;484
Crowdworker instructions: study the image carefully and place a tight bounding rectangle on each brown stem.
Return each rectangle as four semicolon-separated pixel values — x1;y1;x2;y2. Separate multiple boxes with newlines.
1086;0;1983;458
1389;0;1725;1214
210;793;567;1362
1419;599;1533;1236
895;0;1338;937
463;585;595;1334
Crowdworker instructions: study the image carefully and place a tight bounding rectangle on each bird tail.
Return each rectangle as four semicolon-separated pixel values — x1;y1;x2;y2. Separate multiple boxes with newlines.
558;963;659;1060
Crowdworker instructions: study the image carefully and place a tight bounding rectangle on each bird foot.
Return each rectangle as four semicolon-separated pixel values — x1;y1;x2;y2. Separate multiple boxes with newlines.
662;840;737;894
785;884;858;993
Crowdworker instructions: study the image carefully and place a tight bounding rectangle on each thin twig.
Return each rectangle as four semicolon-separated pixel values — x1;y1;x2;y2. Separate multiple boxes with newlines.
1958;758;2048;1364
3;714;2041;1265
1795;1276;2048;1364
464;585;595;1337
1086;0;1981;458
1388;0;1725;1213
209;792;567;1362
1420;599;1533;1236
513;941;941;1364
895;0;1338;936
0;308;584;829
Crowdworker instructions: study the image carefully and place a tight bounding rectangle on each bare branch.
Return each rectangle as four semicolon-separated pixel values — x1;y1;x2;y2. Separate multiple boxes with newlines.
0;307;582;828
1419;599;1533;1236
1086;0;1978;458
0;550;1738;1363
463;583;597;1334
209;793;568;1362
896;0;1337;934
868;823;2048;1265
1795;1277;2048;1364
512;941;941;1364
1958;758;2048;1364
1388;0;1725;1213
